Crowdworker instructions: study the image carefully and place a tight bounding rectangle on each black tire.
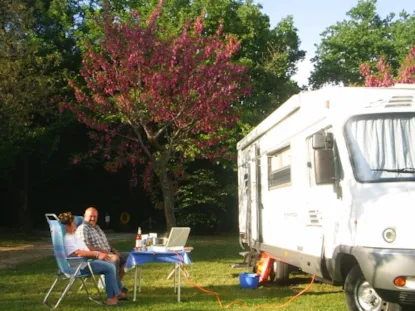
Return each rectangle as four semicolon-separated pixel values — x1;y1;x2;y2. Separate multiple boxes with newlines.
344;265;401;311
269;259;289;284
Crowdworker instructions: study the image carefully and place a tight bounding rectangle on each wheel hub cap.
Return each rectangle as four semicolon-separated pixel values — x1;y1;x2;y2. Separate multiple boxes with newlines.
356;280;383;310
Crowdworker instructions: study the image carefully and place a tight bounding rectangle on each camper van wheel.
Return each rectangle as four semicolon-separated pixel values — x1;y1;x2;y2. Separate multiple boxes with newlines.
269;260;289;284
344;265;401;311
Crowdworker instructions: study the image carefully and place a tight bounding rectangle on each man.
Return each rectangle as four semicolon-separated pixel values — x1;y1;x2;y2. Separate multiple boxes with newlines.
76;206;127;292
59;211;126;305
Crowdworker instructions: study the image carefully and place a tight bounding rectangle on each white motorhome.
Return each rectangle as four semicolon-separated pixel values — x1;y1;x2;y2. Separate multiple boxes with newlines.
237;85;415;311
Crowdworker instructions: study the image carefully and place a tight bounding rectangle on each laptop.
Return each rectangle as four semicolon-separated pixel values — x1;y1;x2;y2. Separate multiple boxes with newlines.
150;227;191;252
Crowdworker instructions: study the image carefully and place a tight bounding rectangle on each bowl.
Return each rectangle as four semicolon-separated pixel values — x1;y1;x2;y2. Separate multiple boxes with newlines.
239;272;259;289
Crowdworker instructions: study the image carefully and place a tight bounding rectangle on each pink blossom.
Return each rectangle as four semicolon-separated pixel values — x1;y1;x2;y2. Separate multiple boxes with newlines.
63;1;251;192
362;46;415;87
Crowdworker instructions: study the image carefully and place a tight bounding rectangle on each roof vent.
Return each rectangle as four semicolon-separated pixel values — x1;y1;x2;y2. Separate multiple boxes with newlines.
385;96;413;107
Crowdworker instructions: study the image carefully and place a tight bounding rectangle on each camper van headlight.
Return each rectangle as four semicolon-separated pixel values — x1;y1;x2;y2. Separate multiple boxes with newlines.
383;228;396;243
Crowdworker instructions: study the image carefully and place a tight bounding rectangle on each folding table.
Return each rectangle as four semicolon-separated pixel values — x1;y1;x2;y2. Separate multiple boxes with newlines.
125;250;191;302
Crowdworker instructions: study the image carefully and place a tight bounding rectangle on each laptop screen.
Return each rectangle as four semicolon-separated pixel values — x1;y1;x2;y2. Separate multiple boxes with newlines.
165;227;191;249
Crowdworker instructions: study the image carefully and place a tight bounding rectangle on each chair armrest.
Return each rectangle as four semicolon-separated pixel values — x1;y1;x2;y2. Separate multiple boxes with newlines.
66;257;93;263
66;257;95;276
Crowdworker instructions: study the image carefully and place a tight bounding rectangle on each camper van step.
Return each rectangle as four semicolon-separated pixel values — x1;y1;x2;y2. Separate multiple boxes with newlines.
230;263;249;268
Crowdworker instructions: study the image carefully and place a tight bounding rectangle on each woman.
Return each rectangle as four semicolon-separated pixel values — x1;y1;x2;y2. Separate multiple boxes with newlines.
58;212;127;306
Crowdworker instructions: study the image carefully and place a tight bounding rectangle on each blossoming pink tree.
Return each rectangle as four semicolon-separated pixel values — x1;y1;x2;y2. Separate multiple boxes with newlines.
361;46;415;86
63;1;250;229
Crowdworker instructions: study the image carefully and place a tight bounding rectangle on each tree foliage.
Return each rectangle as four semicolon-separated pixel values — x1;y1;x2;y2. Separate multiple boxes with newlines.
310;0;415;88
0;0;94;163
361;46;415;86
175;168;232;232
65;1;251;229
67;0;305;229
77;0;305;124
0;0;306;232
0;0;95;233
0;0;61;155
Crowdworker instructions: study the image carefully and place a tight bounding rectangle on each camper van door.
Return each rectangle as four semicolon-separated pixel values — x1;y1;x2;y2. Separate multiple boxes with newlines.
300;129;341;274
239;144;260;245
248;144;260;244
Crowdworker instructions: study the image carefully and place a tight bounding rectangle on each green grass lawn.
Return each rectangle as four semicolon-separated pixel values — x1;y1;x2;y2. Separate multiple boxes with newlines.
0;235;347;311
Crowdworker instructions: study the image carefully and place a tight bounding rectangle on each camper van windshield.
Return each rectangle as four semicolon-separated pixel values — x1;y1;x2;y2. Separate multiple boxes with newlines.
345;113;415;183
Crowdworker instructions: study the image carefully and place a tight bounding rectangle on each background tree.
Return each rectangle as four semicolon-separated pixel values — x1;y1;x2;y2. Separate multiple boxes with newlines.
310;0;415;88
65;1;251;230
175;166;236;233
79;0;305;125
72;0;304;230
0;0;96;233
0;0;305;232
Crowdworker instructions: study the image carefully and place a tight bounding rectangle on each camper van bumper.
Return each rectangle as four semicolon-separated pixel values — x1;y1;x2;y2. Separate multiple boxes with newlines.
352;246;415;303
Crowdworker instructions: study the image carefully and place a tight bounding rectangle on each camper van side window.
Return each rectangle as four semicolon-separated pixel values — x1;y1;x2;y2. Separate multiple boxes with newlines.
268;147;291;189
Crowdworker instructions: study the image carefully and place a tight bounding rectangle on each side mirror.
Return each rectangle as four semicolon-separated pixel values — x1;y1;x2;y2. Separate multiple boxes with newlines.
312;133;325;150
325;133;334;149
312;132;334;150
314;149;335;184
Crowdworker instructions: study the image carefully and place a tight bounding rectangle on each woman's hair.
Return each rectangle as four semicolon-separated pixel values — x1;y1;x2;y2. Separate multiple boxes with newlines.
58;212;74;225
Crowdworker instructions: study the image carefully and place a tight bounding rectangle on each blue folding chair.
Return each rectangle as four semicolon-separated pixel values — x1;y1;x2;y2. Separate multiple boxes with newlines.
43;214;104;309
74;215;84;227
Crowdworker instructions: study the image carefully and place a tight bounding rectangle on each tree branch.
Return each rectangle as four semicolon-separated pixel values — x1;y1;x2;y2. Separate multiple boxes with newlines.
129;123;154;161
167;128;182;156
153;103;187;141
115;133;139;143
142;123;165;151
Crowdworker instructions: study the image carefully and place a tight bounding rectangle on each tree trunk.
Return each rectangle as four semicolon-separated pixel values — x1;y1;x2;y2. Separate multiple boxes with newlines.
18;154;32;235
158;165;176;231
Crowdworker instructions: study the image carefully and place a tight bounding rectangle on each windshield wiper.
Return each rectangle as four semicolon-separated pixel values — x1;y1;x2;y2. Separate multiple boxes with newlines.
372;168;415;173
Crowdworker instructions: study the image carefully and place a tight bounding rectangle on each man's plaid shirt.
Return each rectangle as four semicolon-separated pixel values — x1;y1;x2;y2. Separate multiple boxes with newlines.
75;222;111;252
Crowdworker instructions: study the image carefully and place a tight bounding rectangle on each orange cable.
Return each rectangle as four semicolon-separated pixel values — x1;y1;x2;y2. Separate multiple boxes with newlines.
174;251;223;307
173;251;316;310
249;275;315;310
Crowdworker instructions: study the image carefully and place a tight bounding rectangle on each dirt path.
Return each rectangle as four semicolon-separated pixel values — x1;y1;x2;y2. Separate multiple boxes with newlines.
0;232;135;270
0;239;53;269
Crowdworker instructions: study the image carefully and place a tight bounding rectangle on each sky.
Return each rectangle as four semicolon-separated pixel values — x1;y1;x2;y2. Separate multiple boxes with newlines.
253;0;415;86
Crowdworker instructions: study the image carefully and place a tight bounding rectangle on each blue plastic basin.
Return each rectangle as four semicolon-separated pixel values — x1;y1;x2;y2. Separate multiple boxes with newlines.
239;272;259;289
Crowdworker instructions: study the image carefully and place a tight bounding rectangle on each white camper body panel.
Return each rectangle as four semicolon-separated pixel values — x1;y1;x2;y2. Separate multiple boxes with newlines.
237;85;415;307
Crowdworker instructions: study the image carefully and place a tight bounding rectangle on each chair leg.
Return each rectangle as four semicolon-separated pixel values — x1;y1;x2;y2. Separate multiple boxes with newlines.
43;276;60;307
43;276;76;310
84;263;105;304
44;264;105;309
77;274;102;292
79;277;102;305
77;275;104;294
52;277;76;309
78;281;85;293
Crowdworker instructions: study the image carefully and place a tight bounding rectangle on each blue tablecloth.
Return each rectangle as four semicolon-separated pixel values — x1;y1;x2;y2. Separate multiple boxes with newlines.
125;250;191;271
125;249;192;302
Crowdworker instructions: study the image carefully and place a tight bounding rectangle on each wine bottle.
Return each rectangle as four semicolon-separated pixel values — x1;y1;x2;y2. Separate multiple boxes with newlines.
135;227;142;251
